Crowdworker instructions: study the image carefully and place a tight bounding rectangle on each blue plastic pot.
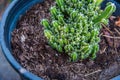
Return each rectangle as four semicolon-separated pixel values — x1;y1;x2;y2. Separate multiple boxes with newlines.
0;0;44;80
0;0;120;80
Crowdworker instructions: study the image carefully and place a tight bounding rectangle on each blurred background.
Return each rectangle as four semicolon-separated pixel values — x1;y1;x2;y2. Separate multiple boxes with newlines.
0;0;11;20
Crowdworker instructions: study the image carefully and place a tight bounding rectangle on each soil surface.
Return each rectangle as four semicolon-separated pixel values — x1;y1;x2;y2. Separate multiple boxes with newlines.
11;0;120;80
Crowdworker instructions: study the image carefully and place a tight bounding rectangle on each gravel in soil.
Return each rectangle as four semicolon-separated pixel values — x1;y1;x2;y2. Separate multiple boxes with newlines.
11;0;120;80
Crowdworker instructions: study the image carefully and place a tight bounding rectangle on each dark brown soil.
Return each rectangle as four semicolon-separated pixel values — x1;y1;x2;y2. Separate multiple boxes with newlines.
11;0;120;80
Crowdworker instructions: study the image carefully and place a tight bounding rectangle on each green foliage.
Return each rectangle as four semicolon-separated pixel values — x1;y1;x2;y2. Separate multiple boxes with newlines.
93;2;116;24
41;0;116;61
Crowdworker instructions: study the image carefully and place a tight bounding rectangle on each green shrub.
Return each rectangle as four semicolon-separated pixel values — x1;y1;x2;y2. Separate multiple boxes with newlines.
41;0;116;61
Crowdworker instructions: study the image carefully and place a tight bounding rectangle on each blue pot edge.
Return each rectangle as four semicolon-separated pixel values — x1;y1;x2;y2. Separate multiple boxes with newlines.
0;0;43;80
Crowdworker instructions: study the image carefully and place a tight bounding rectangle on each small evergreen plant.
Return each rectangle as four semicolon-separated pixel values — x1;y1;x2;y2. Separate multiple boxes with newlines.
41;0;116;61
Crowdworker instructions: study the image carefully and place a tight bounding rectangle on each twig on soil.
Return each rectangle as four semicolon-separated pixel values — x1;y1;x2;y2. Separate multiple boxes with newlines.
100;47;107;54
114;28;120;35
99;33;103;37
40;54;45;60
102;35;120;39
84;69;102;77
101;23;113;35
